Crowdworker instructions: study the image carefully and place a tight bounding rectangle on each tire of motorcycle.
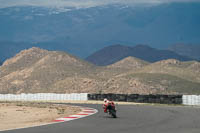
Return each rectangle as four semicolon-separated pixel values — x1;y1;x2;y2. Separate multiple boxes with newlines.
110;109;117;118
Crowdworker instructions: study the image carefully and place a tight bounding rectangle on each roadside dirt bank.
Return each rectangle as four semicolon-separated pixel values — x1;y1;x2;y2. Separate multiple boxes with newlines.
0;102;81;131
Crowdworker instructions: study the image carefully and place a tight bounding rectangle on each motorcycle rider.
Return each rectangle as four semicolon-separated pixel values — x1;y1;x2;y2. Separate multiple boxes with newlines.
103;98;115;113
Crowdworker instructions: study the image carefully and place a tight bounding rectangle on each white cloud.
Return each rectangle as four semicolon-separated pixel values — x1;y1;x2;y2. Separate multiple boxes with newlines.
0;0;199;9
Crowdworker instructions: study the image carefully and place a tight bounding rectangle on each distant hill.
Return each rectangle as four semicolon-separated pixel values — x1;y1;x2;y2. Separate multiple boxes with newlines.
168;43;200;60
1;47;200;94
107;56;149;70
0;47;97;94
86;44;192;66
114;73;200;95
129;59;200;83
93;56;150;79
108;59;200;94
0;41;77;64
86;45;133;66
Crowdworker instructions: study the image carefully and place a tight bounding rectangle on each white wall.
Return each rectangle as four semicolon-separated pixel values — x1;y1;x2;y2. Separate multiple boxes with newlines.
2;94;200;105
0;93;88;101
182;95;200;105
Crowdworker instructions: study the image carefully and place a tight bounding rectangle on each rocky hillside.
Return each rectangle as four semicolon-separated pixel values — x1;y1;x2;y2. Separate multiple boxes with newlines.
0;47;97;93
86;45;192;66
137;59;200;83
107;56;149;70
0;47;200;94
113;59;200;94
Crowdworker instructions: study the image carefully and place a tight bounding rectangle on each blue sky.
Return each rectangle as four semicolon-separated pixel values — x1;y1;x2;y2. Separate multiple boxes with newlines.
0;0;200;9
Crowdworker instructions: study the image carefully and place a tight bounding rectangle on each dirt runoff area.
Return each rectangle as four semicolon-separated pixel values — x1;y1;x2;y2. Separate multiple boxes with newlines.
0;102;81;131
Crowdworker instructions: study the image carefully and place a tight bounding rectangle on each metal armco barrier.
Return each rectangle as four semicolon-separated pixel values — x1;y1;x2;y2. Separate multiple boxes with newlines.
88;94;183;104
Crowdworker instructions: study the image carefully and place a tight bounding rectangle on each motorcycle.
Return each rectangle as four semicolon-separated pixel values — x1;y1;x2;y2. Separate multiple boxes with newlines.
106;104;117;118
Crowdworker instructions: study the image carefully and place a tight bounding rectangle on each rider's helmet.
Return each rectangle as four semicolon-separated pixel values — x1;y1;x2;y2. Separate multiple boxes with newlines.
104;98;108;103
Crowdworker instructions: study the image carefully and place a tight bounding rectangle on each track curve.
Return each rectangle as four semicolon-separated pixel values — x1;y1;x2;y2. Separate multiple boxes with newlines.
1;104;200;133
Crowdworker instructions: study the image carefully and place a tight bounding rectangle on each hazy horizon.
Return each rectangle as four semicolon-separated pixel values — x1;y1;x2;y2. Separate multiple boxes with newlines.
0;0;200;59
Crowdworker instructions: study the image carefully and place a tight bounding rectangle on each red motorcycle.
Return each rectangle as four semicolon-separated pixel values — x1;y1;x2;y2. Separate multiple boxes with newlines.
107;104;117;118
103;100;117;118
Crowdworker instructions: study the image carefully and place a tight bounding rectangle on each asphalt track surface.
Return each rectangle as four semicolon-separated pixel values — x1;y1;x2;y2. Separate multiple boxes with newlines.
1;104;200;133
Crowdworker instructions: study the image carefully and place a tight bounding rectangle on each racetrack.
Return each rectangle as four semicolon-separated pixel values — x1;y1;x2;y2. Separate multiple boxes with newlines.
1;104;200;133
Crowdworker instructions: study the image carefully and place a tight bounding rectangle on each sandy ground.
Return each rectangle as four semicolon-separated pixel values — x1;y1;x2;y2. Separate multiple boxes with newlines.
0;102;81;131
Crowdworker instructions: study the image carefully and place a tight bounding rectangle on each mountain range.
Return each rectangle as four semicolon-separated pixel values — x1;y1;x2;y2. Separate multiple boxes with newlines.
0;2;200;60
86;44;192;66
0;2;200;94
0;47;200;94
